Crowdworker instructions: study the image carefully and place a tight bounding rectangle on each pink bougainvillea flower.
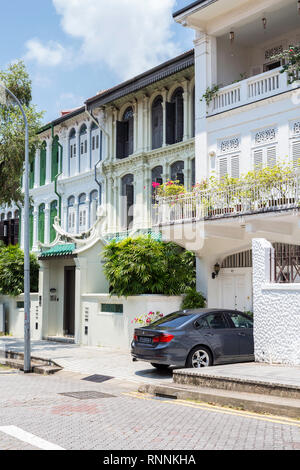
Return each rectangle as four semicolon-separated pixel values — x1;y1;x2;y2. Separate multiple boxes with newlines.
152;182;160;188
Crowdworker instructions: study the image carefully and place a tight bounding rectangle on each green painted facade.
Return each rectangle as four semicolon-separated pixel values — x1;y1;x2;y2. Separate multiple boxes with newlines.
38;204;45;244
40;142;47;186
51;136;59;182
50;200;57;243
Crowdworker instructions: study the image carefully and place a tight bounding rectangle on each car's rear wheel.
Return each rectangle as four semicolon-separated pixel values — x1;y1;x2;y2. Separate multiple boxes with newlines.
151;363;170;370
186;346;212;368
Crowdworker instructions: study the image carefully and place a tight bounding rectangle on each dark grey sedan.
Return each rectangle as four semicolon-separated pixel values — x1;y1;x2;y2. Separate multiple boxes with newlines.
131;309;254;369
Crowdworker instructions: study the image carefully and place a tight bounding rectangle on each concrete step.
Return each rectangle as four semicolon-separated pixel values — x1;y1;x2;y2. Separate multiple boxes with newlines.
44;336;75;344
173;369;300;399
1;352;62;375
139;382;300;419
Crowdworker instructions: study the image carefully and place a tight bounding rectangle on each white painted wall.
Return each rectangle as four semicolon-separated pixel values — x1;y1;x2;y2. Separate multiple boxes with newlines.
253;238;300;365
0;294;41;340
81;294;183;350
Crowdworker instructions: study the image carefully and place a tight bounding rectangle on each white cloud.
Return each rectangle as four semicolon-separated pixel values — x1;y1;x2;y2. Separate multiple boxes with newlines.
52;0;179;80
24;38;69;67
56;92;84;113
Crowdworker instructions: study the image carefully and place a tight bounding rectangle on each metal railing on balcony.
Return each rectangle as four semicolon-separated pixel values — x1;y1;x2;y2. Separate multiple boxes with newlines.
152;173;300;226
272;243;300;284
210;68;288;115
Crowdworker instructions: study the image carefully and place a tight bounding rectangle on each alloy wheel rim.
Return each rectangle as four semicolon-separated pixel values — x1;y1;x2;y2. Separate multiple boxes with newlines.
191;350;210;368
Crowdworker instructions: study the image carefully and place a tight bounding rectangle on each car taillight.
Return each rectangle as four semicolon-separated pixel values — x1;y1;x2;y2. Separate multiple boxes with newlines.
152;334;174;344
133;334;138;342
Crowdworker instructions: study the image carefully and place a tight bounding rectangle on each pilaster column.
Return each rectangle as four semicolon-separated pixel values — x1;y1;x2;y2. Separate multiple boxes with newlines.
112;107;118;160
142;95;149;152
161;88;168;148
132;99;138;154
46;138;52;184
34;148;40;188
87;123;92;170
44;203;50;245
182;80;190;141
62;200;68;232
32;207;38;251
74;202;79;234
76;128;80;175
194;31;217;180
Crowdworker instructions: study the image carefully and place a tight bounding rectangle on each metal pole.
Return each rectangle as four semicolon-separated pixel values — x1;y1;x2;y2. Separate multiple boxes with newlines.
0;84;31;372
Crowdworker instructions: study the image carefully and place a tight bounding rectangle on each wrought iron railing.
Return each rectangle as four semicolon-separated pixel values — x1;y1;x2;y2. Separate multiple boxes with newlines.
152;173;300;226
272;243;300;284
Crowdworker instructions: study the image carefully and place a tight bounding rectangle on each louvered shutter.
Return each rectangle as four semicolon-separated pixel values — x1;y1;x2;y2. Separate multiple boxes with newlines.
292;141;300;168
253;149;263;169
116;121;125;159
267;146;276;168
219;157;228;179
231;155;240;179
175;94;184;143
166;102;175;145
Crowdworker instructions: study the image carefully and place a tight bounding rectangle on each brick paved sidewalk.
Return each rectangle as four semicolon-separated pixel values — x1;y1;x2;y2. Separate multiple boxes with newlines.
0;337;173;384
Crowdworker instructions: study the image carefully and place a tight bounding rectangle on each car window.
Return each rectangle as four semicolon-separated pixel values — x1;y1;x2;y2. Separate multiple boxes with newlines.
149;311;196;329
194;317;210;330
204;313;228;329
228;313;253;329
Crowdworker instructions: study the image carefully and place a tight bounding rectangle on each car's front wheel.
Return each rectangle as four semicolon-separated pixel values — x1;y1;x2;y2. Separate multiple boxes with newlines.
186;346;212;368
151;363;170;370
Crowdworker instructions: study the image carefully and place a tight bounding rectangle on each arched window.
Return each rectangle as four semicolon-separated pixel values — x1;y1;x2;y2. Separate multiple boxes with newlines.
0;214;4;221
116;107;134;159
40;141;47;186
192;87;195;138
50;201;57;243
91;122;101;165
79;125;88;172
152;96;163;150
14;210;19;219
121;174;134;229
78;193;87;233
166;87;184;145
171;161;184;186
151;166;163;202
29;148;35;189
38;204;45;244
67;196;75;233
90;190;99;226
7;212;12;220
69;129;76;176
51;135;59;182
29;207;34;250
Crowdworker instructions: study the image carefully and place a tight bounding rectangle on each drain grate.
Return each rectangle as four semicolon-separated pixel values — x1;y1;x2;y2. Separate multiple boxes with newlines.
59;391;116;400
82;374;114;384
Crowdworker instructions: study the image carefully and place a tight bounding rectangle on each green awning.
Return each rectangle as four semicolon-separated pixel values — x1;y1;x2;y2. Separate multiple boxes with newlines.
39;243;76;259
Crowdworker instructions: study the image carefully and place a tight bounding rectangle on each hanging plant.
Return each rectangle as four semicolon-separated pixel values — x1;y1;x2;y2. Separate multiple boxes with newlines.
272;46;300;85
200;85;220;106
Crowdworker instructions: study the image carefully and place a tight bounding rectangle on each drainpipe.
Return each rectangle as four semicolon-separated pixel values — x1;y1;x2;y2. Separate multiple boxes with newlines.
85;105;110;203
51;124;63;221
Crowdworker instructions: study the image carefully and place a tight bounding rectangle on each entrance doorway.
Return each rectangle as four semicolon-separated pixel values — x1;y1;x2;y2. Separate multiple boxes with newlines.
64;266;75;336
221;274;246;311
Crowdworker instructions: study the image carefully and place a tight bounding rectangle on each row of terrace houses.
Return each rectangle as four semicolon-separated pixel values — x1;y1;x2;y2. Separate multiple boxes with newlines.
2;0;300;355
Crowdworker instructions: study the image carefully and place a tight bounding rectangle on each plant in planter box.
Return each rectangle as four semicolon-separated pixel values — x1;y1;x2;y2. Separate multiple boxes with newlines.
181;288;206;310
272;46;300;85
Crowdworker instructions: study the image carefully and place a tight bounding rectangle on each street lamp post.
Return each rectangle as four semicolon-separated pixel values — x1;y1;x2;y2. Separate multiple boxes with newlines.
0;83;31;373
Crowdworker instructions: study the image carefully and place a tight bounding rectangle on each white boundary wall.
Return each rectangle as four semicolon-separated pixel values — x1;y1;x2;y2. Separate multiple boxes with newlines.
0;294;41;340
253;238;300;365
81;294;183;350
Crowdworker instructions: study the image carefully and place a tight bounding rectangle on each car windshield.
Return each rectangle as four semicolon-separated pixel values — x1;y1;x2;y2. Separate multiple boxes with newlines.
148;311;195;329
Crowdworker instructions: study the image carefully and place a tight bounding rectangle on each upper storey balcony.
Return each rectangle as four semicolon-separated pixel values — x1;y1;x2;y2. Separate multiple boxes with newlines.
175;0;300;114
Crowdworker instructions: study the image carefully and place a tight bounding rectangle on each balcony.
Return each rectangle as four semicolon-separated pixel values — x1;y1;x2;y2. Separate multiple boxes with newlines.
153;173;300;227
208;68;292;116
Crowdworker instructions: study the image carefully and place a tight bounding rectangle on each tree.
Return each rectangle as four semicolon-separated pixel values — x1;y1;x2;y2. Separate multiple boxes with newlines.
0;245;39;296
0;61;44;205
103;236;196;297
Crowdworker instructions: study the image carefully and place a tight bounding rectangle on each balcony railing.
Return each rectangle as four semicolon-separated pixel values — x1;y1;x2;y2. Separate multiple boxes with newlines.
153;173;300;226
209;68;289;115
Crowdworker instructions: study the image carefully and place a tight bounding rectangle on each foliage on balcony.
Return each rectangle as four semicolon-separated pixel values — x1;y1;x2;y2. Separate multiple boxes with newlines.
200;84;221;106
272;45;300;85
102;235;195;297
153;180;186;198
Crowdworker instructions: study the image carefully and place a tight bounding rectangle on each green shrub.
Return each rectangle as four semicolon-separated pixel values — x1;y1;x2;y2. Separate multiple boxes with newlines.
0;245;39;296
103;236;195;297
181;288;206;310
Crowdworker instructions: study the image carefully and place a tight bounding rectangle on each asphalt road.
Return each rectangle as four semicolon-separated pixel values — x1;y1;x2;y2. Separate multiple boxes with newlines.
0;367;299;451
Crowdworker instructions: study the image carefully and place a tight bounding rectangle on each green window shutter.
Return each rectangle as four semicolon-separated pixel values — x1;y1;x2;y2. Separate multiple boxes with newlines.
18;208;22;245
29;207;34;251
29;155;35;189
50;201;57;243
51;136;59;182
40;142;46;186
38;204;45;244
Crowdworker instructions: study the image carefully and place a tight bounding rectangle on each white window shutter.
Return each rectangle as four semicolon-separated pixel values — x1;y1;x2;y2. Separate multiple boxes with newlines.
231;155;240;178
219;157;228;179
292;141;300;168
253;149;263;170
267;146;277;168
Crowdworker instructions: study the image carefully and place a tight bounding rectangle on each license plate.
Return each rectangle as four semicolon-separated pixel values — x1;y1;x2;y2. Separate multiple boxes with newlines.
138;336;152;344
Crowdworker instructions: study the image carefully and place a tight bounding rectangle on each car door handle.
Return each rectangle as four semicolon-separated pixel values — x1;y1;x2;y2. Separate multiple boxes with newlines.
204;333;214;337
238;333;246;337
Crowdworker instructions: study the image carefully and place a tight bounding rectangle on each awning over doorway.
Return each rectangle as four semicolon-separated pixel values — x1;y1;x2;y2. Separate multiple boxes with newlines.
39;243;76;260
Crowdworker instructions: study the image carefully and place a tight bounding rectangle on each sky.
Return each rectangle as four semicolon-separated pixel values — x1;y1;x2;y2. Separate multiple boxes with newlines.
0;0;194;123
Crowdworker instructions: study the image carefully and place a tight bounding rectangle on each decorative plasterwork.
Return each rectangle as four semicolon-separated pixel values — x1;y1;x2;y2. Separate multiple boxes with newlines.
265;46;283;61
253;128;277;146
218;137;240;154
291;121;300;136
